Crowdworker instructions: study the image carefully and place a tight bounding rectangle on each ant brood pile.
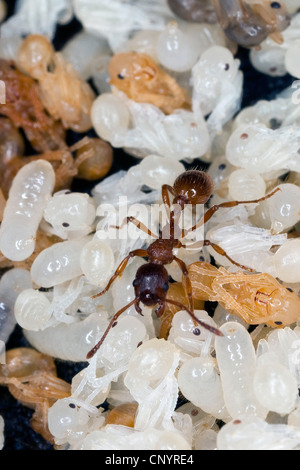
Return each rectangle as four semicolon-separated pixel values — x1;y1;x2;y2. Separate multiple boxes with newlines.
0;0;300;452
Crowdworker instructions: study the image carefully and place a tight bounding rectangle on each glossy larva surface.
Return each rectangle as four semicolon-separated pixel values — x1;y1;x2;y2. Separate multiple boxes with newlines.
0;160;55;262
30;238;90;288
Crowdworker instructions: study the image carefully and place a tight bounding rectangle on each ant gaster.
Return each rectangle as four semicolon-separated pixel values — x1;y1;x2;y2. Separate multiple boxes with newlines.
87;169;280;359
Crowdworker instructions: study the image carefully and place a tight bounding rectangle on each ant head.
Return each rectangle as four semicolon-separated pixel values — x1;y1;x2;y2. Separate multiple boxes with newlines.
172;170;213;207
133;263;169;308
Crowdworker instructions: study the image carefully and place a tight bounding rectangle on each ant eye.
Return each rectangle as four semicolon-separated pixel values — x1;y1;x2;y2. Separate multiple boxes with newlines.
163;282;169;291
133;279;139;287
118;73;125;80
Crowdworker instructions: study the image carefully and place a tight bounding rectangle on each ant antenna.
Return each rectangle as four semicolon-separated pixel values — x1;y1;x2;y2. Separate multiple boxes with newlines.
87;298;137;359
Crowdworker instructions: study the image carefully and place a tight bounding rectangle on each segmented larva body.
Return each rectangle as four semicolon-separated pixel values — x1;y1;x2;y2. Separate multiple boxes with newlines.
273;239;300;283
43;192;96;238
253;353;298;415
266;183;300;234
217;416;300;450
215;322;268;419
0;268;32;343
0;160;55;262
228;169;266;201
24;313;108;362
226;124;300;173
14;288;51;332
177;356;230;421
30;237;90;288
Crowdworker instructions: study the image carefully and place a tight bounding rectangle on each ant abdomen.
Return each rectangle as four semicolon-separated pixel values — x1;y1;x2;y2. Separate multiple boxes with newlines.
173;170;213;206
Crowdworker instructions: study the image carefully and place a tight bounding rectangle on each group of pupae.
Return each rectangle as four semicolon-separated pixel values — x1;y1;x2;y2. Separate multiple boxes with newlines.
0;0;300;451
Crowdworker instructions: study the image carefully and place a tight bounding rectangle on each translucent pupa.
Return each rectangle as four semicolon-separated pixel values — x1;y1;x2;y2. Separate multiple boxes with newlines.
108;51;191;114
188;261;300;328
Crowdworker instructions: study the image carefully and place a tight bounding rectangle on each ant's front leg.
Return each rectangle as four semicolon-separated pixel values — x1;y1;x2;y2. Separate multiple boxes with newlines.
114;216;158;239
162;184;176;221
92;249;148;299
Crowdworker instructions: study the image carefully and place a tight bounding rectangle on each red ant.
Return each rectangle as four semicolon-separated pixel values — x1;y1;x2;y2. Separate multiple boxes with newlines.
87;169;279;359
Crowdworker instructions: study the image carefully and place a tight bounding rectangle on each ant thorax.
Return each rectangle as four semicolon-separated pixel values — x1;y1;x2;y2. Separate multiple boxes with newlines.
147;238;177;265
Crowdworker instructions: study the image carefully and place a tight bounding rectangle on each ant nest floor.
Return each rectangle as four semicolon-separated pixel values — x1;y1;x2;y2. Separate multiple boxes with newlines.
1;0;300;452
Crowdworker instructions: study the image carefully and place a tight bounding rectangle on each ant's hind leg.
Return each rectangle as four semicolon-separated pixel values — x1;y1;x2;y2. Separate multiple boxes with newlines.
203;240;255;272
92;249;148;299
184;188;281;235
162;184;176;220
173;256;194;313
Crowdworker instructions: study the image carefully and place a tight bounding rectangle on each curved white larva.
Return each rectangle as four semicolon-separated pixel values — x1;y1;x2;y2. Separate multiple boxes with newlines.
138;155;185;190
43;192;96;235
14;288;52;332
61;31;110;80
156;22;199;72
30;237;90;288
266;183;300;234
117;30;160;61
0;268;32;344
228;169;266;201
124;338;179;394
0;160;55;262
253;353;298;415
24;312;108;362
226;124;300;174
217;417;300;450
250;43;287;78
80;427;191;451
215;322;268;420
80;238;115;287
91;93;131;146
273;239;300;283
177;356;230;421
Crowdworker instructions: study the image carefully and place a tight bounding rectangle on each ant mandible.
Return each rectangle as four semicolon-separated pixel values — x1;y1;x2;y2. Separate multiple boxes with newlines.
87;169;279;359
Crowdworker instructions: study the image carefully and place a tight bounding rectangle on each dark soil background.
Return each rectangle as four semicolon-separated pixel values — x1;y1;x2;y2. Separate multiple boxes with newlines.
0;0;295;451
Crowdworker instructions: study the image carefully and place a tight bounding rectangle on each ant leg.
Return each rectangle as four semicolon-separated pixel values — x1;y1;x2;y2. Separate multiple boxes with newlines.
92;249;148;299
203;240;255;272
165;298;223;337
183;188;281;235
173;256;194;312
113;216;158;239
87;298;137;359
162;184;176;221
162;184;175;210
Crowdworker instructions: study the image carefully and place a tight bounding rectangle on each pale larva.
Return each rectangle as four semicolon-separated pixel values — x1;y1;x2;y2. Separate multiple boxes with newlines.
215;322;268;420
30;237;91;288
0;160;55;262
24;312;108;362
0;268;32;343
